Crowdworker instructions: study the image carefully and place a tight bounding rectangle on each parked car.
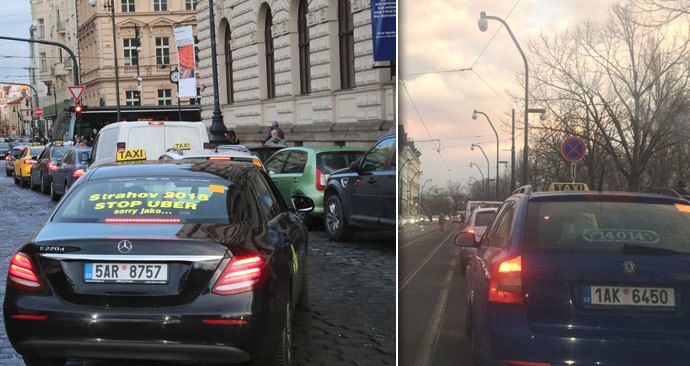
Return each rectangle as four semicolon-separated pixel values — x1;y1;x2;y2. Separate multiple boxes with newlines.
463;186;690;365
14;144;45;188
5;145;26;177
250;146;285;165
323;133;396;241
29;141;70;194
0;141;10;156
90;121;210;166
4;159;311;366
264;146;366;227
48;147;91;201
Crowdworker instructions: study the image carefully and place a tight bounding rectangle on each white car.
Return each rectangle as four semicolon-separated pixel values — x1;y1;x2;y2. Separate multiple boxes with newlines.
459;207;498;245
90;121;210;166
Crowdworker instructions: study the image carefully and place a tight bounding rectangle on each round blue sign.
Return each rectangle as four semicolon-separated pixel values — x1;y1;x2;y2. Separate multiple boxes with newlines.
561;137;586;162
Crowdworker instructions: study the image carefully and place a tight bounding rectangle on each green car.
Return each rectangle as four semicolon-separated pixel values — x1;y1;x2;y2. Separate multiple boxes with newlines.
264;146;367;227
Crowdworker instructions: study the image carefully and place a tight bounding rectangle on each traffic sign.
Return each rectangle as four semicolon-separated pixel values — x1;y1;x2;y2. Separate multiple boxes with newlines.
68;85;85;102
561;137;586;162
34;107;43;117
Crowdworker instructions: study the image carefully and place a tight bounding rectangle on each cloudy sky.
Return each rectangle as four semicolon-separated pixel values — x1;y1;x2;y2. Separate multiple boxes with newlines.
400;0;622;189
0;1;32;83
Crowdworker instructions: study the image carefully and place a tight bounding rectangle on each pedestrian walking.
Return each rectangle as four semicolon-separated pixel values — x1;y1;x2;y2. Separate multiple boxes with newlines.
225;130;240;145
264;129;287;147
264;121;285;142
438;212;446;232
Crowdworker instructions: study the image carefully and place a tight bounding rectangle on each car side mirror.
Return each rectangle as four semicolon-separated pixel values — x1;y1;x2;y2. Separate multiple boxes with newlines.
454;232;476;247
349;160;361;173
291;195;314;213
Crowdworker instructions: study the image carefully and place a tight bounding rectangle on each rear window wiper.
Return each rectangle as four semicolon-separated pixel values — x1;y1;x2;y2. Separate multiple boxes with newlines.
621;244;685;255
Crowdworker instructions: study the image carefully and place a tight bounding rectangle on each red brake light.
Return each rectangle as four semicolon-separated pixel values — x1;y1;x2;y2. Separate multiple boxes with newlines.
10;314;47;320
148;121;164;126
25;160;36;165
48;162;58;171
488;256;523;304
315;168;326;191
104;217;181;224
202;319;248;325
72;168;86;178
212;255;265;295
208;156;232;160
463;228;475;235
8;252;42;291
5;156;11;161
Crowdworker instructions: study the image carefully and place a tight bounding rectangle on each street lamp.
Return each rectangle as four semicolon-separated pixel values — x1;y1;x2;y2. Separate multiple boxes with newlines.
420;178;432;216
478;11;529;185
472;110;500;200
207;0;228;144
469;162;486;199
89;0;121;122
471;143;491;199
408;170;422;216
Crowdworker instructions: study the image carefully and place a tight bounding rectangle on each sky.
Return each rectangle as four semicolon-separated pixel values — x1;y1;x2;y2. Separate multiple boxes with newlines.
0;1;32;83
400;0;621;189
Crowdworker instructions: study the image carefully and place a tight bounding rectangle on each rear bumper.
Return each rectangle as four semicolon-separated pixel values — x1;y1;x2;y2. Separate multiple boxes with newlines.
477;307;690;365
14;340;250;363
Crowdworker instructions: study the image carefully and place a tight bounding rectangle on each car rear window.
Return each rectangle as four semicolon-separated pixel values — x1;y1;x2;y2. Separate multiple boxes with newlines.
317;151;363;174
28;147;45;157
10;148;24;157
78;151;91;164
475;211;496;226
53;177;249;224
50;146;69;159
0;143;9;149
525;200;690;253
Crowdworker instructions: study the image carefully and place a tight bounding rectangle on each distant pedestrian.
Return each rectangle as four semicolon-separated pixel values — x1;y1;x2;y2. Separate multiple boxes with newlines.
264;121;284;142
264;129;287;147
438;213;445;232
225;130;240;145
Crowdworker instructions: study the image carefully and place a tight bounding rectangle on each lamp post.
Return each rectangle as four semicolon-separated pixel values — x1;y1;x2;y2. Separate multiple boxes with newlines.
469;162;485;199
408;170;422;216
89;0;121;122
478;11;528;185
471;143;491;199
207;0;228;144
472;110;500;200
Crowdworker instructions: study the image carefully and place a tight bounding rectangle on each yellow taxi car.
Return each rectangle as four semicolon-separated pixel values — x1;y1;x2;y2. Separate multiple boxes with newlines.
14;144;45;188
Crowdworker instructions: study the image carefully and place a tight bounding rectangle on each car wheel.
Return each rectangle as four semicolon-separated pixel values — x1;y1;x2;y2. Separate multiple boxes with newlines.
22;356;67;366
41;174;50;194
325;195;352;242
5;168;11;177
21;176;30;188
30;173;39;191
257;300;292;366
13;174;19;185
297;255;308;309
50;180;60;202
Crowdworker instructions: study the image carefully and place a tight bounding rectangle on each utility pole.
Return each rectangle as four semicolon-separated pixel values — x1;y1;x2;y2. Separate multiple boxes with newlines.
511;109;516;191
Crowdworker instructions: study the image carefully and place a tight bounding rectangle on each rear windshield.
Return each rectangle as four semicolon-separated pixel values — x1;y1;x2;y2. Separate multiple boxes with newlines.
317;151;363;174
77;151;91;164
475;211;496;226
10;148;24;157
53;177;248;224
525;200;690;254
50;146;69;159
0;143;9;149
28;147;45;157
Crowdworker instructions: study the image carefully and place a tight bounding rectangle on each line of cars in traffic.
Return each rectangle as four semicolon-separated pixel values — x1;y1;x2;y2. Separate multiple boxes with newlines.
455;183;690;365
0;120;394;366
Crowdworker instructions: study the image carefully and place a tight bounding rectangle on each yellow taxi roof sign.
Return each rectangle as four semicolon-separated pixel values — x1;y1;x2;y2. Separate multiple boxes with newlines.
116;148;147;162
52;140;64;146
172;142;191;150
548;182;589;191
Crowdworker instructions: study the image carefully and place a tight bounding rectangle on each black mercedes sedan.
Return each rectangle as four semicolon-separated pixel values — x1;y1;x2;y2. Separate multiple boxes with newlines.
4;159;310;366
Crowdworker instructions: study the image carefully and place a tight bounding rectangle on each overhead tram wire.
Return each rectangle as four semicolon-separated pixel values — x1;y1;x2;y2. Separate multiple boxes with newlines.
401;81;449;170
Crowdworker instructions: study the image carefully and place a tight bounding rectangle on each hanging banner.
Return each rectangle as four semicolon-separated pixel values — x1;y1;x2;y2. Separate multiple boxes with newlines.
370;0;396;61
173;25;197;97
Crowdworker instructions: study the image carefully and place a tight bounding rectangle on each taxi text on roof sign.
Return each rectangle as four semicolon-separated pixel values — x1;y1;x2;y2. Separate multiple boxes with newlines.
548;182;590;191
172;142;191;150
116;149;147;162
52;140;63;147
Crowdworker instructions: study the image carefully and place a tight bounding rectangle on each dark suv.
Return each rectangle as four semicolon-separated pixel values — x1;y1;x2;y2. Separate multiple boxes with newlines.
323;133;396;241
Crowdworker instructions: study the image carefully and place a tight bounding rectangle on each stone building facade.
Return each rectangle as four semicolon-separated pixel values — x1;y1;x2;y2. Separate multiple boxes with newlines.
196;0;395;146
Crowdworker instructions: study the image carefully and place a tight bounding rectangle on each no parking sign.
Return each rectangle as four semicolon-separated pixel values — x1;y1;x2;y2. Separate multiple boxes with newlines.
561;137;587;162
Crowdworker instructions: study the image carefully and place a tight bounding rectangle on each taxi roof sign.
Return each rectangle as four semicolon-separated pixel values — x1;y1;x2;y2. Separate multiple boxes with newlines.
116;149;147;162
548;182;589;192
52;140;63;147
172;142;191;151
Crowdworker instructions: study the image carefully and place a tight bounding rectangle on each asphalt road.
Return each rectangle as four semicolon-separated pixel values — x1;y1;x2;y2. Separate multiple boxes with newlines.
0;162;395;365
398;222;471;366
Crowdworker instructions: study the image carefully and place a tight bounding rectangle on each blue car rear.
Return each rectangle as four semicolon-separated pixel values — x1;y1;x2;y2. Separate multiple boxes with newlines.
466;189;690;366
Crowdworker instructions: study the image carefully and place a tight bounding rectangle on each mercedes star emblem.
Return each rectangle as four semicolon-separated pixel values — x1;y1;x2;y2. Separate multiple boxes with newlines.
117;240;133;254
621;260;636;274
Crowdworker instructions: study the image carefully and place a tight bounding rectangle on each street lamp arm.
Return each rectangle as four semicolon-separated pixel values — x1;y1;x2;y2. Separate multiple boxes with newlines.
0;36;79;86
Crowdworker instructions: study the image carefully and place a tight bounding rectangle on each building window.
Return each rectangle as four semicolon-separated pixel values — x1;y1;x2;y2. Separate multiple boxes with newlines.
125;91;141;106
185;0;197;10
38;19;45;38
153;0;167;11
121;0;135;12
338;0;355;89
123;38;139;65
194;36;200;63
155;37;170;65
157;89;172;105
265;9;275;99
298;0;311;95
224;26;234;104
39;53;47;72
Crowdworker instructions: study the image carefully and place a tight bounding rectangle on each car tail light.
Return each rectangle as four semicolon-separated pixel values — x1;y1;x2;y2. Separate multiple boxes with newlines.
48;162;58;171
463;228;475;235
104;217;181;224
24;160;36;165
8;252;42;291
488;256;523;304
148;121;164;126
203;319;248;325
5;156;12;161
212;255;265;295
208;156;232;161
252;157;263;167
72;168;86;178
10;314;47;320
315;168;326;191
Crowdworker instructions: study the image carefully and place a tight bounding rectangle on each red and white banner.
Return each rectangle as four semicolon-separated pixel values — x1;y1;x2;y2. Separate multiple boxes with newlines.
173;26;197;98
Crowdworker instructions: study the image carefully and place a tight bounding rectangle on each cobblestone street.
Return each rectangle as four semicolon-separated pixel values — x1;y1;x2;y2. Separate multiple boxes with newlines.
0;163;395;366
